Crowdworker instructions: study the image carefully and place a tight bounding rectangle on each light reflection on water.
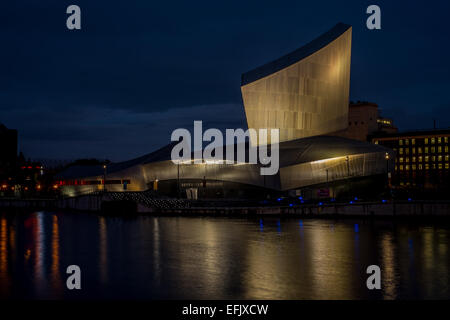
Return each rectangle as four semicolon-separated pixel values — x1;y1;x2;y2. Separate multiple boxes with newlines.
0;211;449;300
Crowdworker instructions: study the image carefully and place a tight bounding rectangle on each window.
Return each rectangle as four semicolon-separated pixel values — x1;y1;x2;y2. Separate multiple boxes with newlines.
432;156;436;162
431;147;435;153
438;155;442;162
412;148;416;154
418;156;423;162
399;148;404;154
425;156;429;162
406;148;410;155
439;163;443;169
446;146;448;153
399;165;404;171
418;147;422;154
438;146;442;153
425;138;429;144
446;163;449;169
412;156;416;163
406;157;410;163
405;139;409;145
419;164;423;170
431;137;435;144
405;165;410;170
374;140;378;144
445;137;448;143
425;164;430;170
438;137;442;144
412;139;416;145
399;157;404;163
425;147;429;153
399;139;403;146
446;155;449;161
412;164;416;170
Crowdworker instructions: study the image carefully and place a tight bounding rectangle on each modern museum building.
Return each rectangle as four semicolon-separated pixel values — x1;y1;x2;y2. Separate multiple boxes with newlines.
57;23;394;200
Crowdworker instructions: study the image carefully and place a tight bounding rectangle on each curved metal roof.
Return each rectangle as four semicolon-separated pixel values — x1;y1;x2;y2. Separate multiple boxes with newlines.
241;22;352;86
56;135;390;179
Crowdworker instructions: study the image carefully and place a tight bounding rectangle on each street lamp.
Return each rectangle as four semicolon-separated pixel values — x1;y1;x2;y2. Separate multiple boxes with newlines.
385;152;390;191
103;164;107;192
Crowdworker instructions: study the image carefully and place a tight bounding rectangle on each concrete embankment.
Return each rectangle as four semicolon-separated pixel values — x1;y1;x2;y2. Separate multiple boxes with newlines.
1;194;450;216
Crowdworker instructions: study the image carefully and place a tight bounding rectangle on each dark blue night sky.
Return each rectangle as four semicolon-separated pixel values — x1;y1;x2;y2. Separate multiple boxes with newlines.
1;0;449;161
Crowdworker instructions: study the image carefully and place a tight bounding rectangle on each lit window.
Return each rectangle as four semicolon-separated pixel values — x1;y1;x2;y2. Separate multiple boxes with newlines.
374;140;378;144
412;139;415;145
418;147;422;154
399;148;403;154
445;137;448;143
432;164;436;169
399;139;403;146
418;156;422;162
431;147;435;153
446;146;448;153
432;156;436;162
406;165;410;170
405;139;409;145
438;146;442;153
425;156;429;162
400;165;404;171
438;155;442;162
406;148;410;155
438;137;442;144
446;155;449;161
406;157;410;163
412;156;416;162
446;163;449;169
425;147;429;153
438;163;442;169
431;137;435;144
412;164;416;170
399;157;404;163
419;164;423;170
425;138;429;144
425;164;430;170
412;148;416;154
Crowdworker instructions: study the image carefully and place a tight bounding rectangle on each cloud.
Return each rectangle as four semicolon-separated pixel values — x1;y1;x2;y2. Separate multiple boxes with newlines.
5;103;247;161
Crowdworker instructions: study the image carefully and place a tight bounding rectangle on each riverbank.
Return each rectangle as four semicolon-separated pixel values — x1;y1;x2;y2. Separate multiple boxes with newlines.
1;194;450;217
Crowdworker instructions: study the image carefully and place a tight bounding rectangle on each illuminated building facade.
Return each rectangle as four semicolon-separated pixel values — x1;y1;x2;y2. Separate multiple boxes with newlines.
241;23;352;145
373;129;450;193
56;23;395;200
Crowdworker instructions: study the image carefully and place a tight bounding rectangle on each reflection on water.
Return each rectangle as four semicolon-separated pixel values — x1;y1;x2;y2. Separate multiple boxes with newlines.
0;211;449;300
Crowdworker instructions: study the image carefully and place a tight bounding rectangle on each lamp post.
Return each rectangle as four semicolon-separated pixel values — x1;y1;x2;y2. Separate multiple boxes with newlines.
103;164;107;192
385;152;390;192
345;156;350;197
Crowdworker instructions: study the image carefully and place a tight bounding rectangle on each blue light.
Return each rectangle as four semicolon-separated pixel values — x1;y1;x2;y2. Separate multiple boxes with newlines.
331;198;336;202
354;224;359;233
277;198;282;202
318;202;323;206
301;200;304;204
354;197;358;201
299;220;303;227
289;203;293;207
382;199;387;203
408;198;412;201
350;201;353;204
298;196;303;200
259;219;264;232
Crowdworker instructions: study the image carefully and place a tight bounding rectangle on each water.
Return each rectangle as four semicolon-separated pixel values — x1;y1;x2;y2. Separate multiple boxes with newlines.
0;211;449;300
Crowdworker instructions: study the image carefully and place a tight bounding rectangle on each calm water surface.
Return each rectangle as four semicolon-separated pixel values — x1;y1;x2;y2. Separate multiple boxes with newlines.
0;211;449;299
